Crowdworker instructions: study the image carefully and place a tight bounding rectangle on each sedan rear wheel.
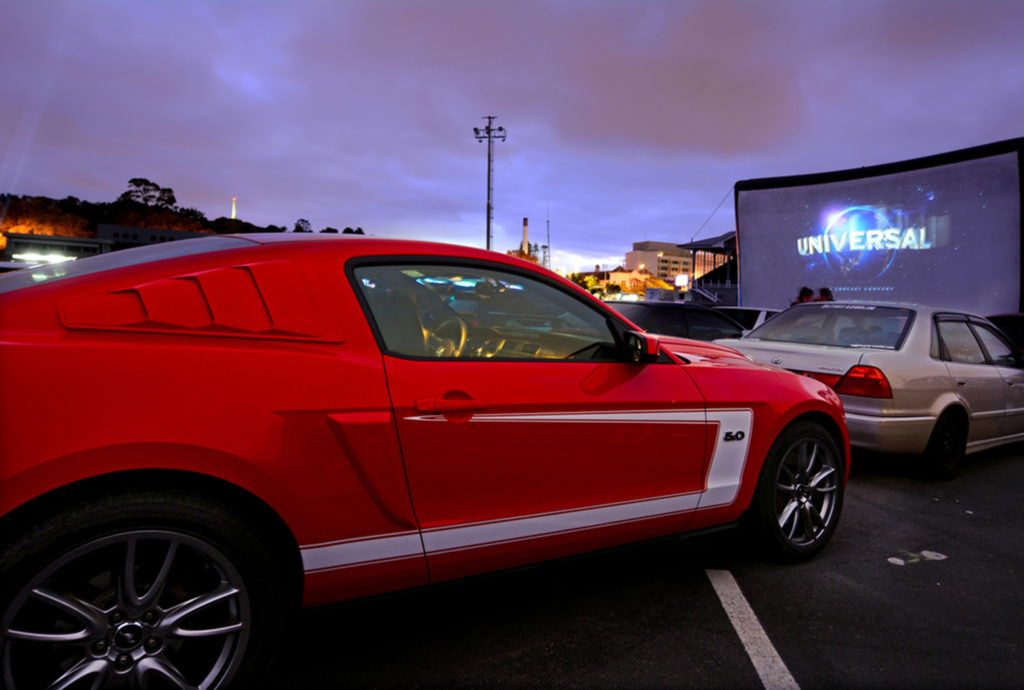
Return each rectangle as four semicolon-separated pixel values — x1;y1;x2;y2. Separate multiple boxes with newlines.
0;490;290;689
923;410;968;480
751;421;844;560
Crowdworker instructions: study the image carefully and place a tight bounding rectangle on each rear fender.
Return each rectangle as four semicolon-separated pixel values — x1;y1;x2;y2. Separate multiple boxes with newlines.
0;442;312;537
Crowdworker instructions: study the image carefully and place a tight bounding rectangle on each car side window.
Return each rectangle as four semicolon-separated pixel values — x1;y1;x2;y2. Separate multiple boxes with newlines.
974;323;1018;367
937;320;986;364
353;263;621;360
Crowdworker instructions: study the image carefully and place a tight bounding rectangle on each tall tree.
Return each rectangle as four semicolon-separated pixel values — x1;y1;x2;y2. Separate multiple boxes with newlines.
117;178;177;209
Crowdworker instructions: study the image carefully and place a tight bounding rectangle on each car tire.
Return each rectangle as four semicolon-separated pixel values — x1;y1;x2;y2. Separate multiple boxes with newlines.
0;488;291;689
923;409;968;480
750;421;844;560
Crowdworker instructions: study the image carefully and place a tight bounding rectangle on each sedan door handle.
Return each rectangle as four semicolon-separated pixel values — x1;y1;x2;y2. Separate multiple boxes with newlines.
415;398;488;413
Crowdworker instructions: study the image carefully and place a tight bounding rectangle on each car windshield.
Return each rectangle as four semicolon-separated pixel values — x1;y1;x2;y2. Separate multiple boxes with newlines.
717;308;764;330
0;236;253;294
745;304;913;349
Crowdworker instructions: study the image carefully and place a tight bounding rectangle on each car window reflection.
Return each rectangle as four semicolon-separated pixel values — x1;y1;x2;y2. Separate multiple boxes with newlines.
354;263;620;360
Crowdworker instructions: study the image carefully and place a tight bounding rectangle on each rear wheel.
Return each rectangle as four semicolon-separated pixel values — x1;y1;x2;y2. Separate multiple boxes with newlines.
751;421;844;560
923;410;967;480
0;490;291;689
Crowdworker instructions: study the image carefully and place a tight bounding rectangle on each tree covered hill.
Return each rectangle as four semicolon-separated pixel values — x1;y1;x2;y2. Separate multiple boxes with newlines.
0;179;284;249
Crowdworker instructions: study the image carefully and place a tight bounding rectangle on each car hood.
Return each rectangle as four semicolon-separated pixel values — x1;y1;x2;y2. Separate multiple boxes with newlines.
652;334;754;363
665;335;847;420
714;337;867;376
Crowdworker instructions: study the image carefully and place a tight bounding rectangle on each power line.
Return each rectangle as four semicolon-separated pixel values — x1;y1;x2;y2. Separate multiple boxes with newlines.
690;187;733;242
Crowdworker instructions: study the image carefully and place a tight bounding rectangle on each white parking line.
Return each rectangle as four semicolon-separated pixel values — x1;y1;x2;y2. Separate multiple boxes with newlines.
706;569;799;690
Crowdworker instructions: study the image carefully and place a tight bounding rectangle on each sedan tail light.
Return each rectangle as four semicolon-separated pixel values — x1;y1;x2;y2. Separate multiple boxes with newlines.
801;371;842;388
834;365;893;398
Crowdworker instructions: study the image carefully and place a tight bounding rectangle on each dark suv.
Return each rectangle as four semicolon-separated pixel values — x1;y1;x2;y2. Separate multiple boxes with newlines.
606;301;745;341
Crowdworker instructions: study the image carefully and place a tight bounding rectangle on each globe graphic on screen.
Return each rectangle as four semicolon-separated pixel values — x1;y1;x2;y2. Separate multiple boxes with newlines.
821;206;898;278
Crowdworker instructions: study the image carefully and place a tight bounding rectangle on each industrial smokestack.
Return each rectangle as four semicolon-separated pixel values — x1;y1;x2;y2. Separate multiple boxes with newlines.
522;217;529;256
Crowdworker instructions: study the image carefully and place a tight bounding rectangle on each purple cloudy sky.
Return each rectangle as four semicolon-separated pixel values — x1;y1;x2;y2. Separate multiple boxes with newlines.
3;0;1022;272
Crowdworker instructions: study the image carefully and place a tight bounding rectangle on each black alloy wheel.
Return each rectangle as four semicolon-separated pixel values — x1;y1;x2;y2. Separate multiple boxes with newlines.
0;490;291;689
752;421;844;560
923;410;968;480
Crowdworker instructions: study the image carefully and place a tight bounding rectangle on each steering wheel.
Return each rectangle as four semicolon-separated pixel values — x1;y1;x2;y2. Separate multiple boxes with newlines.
424;315;468;357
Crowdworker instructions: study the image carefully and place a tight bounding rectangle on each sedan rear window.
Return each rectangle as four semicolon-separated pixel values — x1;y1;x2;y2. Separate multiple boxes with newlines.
746;304;912;349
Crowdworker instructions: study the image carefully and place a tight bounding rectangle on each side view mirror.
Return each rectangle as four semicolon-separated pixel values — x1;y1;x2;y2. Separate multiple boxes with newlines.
624;330;660;363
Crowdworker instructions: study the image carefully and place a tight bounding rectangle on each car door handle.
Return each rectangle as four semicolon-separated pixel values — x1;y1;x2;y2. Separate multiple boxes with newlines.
415;398;488;413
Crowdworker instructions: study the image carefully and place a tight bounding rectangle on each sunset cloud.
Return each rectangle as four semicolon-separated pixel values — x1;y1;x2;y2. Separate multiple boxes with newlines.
2;0;1022;271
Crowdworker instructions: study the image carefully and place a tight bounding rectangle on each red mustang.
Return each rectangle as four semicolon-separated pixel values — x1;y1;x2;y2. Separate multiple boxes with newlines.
0;234;848;688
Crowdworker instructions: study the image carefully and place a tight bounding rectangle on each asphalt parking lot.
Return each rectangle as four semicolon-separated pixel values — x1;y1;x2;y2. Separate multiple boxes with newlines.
282;443;1024;689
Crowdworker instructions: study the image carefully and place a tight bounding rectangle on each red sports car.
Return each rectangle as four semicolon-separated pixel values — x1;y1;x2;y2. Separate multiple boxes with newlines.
0;234;849;688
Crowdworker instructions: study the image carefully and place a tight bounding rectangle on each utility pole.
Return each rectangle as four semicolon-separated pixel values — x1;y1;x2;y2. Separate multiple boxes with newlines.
473;115;506;251
544;203;551;270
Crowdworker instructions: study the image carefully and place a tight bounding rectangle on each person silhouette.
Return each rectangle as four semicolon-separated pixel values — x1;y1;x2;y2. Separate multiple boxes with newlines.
792;286;814;305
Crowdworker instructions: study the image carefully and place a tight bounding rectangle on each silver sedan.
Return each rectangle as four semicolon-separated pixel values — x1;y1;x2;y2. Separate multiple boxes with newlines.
716;302;1024;478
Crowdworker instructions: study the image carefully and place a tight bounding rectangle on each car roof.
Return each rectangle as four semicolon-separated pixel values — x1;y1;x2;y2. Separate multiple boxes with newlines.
717;305;779;311
0;234;562;295
613;300;718;309
227;233;503;258
609;301;746;329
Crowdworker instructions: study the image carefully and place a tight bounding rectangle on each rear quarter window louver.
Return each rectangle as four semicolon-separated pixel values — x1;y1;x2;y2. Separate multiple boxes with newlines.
59;260;332;341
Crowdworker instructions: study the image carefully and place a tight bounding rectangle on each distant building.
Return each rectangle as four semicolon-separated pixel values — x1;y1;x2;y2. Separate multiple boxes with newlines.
621;235;737;303
625;241;692;285
1;225;212;264
678;232;737;305
2;232;112;264
574;264;657;296
607;265;657;292
96;225;212;251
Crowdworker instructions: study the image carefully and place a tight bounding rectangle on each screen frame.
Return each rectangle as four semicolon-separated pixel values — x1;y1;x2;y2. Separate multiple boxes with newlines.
733;138;1024;312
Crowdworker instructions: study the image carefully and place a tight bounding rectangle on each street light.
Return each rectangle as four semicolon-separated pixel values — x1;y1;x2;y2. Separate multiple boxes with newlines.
473;115;506;251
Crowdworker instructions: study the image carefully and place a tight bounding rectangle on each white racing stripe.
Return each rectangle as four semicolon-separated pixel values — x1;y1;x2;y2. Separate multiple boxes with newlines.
408;409;706;424
422;492;701;554
700;409;754;508
301;407;755;573
301;532;423;574
706;569;799;690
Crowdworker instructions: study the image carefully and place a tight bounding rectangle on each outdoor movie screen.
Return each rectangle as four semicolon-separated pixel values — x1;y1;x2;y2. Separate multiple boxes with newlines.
734;142;1022;314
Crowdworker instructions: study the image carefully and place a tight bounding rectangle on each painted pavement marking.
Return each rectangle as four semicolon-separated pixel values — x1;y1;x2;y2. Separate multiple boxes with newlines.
706;569;799;690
